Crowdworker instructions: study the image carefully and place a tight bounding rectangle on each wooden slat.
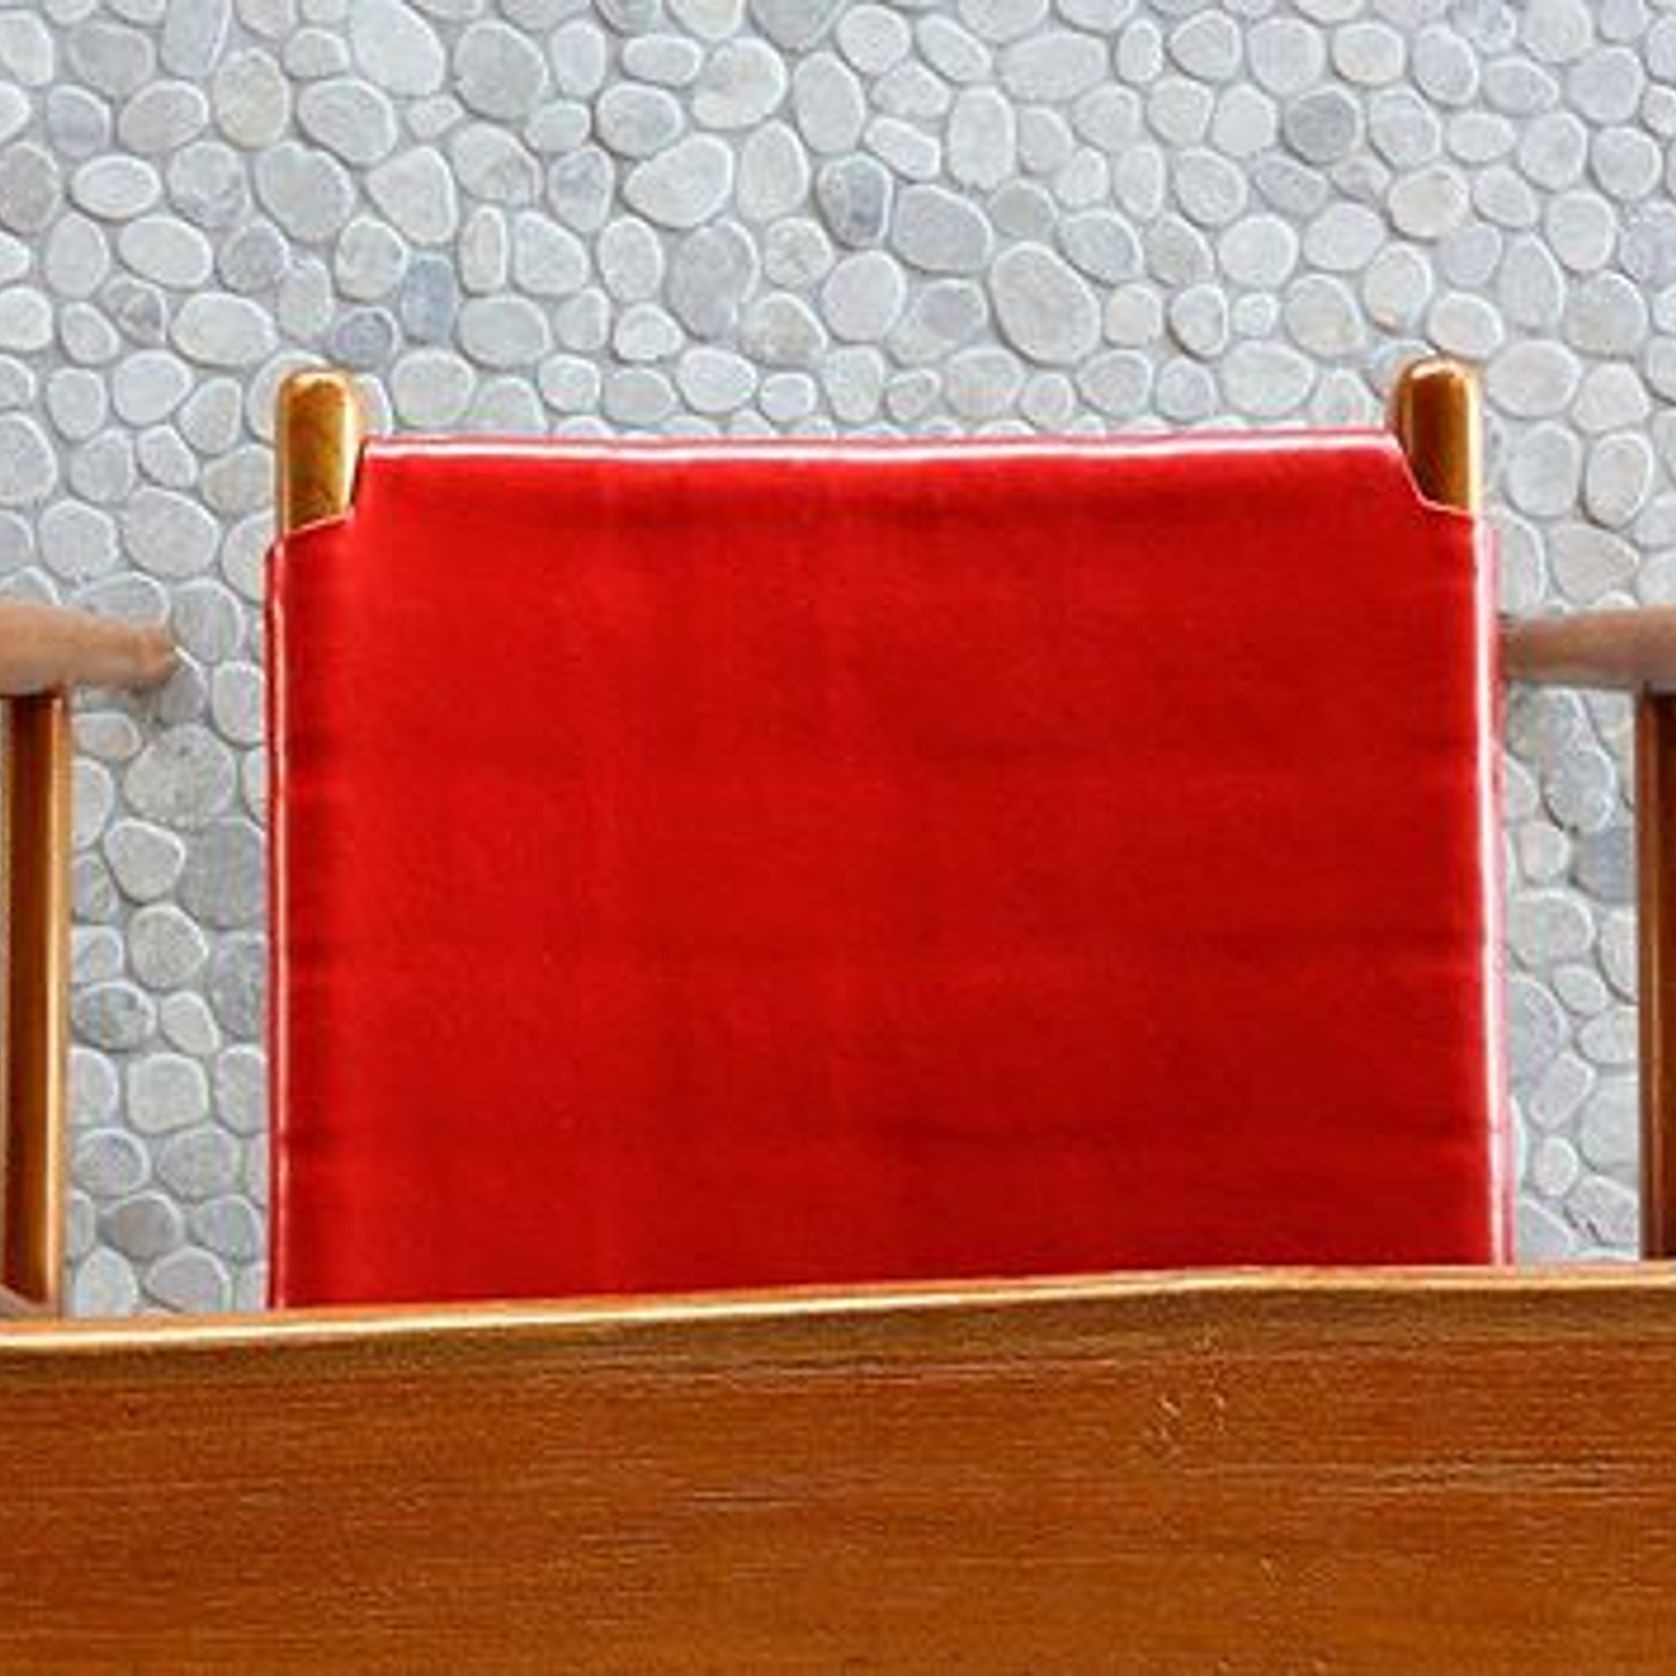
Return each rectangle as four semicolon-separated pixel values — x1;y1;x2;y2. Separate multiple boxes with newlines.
1642;693;1676;1256
3;1269;1676;1666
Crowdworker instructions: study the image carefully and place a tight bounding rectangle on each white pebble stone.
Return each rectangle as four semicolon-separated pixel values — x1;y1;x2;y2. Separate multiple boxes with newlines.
1584;434;1654;528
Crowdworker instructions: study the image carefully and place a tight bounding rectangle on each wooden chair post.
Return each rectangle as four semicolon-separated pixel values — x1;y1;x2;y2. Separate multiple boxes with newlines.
277;369;365;538
0;690;70;1313
1639;697;1676;1255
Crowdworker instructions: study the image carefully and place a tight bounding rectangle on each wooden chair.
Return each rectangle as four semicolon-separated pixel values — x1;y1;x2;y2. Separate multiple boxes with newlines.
5;357;1676;1665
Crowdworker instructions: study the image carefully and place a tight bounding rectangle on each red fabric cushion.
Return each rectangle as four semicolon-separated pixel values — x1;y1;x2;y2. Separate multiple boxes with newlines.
268;433;1507;1308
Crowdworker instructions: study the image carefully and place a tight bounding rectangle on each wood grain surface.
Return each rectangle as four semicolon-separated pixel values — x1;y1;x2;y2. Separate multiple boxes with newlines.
4;1267;1676;1668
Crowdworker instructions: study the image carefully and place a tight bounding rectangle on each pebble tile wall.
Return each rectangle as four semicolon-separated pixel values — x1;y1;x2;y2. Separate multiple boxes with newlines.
0;0;1663;1313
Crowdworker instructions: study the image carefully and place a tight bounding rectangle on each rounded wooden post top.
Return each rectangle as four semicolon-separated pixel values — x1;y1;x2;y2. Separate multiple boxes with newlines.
277;368;366;537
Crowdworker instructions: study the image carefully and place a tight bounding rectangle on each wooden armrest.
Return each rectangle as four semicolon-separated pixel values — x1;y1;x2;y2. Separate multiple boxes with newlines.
1502;608;1676;691
0;602;174;697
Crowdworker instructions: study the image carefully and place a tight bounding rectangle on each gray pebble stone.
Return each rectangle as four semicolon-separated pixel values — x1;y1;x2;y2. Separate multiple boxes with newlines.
66;21;155;101
1575;365;1649;435
105;819;187;901
1545;189;1618;272
614;301;681;363
348;0;444;95
0;144;64;235
77;1128;151;1199
597;218;664;303
1173;148;1246;229
212;48;289;148
72;1248;139;1315
602;366;676;426
333;217;406;302
1551;522;1636;602
157;1125;240;1200
458;295;550;368
814;154;892;248
41;499;117;580
1302;202;1383;271
132;194;220;288
597;84;685;160
1059;210;1141;285
694;38;787;129
119;79;209;154
554;287;610;353
219;219;289;293
178;818;264;928
1569;45;1644;123
166;141;248;230
623;135;734;229
1388;165;1469;239
0;416;57;507
103;1191;186;1262
1284;87;1361;166
146;1247;229;1311
75;981;158;1052
1001;30;1106;101
396;254;459;343
947;88;1016;191
45;371;109;444
1487;340;1581;418
367;147;459;245
537;353;601;414
740;291;827;366
1507;421;1582;519
125;724;236;830
462;202;506;294
129;1052;209;1135
450;124;540;207
454;20;548;120
676;345;757;414
751;0;843;51
1564;272;1648;356
738;122;810;222
1223;339;1315;418
1283;273;1364;358
792;51;865;154
253;140;352;241
866;116;941;183
990;242;1098;365
1517;110;1588;191
1247;17;1326;96
1218;213;1299;290
122;485;217;578
1413;24;1479;106
46;86;111;160
71;1047;120;1130
621;35;702;86
892;184;993;274
838;5;909;74
296;76;397;166
511;211;586;297
820;249;906;341
1585;434;1655;528
191;1195;263;1260
206;935;264;1041
667;223;757;338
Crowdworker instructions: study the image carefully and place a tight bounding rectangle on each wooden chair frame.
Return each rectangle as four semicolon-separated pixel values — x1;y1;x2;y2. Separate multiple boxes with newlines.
6;356;1676;1662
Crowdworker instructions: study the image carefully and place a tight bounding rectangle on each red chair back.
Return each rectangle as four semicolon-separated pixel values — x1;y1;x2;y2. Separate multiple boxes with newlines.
269;430;1504;1306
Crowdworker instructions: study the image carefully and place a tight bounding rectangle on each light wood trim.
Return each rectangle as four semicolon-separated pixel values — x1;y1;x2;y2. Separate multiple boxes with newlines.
277;368;365;536
1388;355;1481;515
1504;608;1676;691
0;693;69;1310
4;1270;1676;1665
